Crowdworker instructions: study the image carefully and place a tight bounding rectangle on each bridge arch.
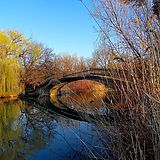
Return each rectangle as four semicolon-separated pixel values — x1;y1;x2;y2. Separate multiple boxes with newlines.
50;74;118;101
24;68;127;98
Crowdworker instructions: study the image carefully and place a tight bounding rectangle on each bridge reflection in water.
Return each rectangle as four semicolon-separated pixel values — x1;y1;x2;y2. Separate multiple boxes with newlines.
50;80;115;115
57;80;113;114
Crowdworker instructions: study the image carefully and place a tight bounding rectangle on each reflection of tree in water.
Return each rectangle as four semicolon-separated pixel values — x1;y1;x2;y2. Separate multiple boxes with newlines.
0;100;57;160
0;100;26;160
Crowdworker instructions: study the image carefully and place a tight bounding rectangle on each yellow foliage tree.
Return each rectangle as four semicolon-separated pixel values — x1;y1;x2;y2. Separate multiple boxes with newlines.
0;30;45;97
0;31;23;97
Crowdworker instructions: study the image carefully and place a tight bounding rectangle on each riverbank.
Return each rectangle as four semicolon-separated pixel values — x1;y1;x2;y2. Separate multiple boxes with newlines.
0;94;18;98
0;96;19;104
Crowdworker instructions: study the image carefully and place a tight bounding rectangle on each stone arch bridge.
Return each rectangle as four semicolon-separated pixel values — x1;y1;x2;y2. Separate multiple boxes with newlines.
24;68;126;97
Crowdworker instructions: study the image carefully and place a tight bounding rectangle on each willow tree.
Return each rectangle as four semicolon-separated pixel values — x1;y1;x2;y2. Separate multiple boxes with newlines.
0;30;47;97
0;31;24;97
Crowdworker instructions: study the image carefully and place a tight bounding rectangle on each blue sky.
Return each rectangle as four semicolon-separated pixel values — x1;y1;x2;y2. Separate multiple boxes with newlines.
0;0;98;58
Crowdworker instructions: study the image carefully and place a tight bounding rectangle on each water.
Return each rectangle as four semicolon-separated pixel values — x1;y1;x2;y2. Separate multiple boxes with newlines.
0;86;155;159
51;80;111;115
0;97;114;160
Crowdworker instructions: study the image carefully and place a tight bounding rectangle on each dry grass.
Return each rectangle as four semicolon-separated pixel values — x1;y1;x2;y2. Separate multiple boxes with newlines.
82;1;160;157
87;57;160;160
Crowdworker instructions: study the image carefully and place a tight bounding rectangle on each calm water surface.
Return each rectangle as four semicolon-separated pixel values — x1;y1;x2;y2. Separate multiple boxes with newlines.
0;93;113;160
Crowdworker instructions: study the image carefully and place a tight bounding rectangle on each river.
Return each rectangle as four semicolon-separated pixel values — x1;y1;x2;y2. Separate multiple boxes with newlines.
0;87;115;160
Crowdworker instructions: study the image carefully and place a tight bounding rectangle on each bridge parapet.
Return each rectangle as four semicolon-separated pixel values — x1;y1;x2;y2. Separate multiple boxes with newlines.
63;68;112;78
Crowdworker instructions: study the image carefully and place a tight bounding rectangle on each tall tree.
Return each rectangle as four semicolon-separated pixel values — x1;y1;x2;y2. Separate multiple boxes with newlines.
0;31;23;96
